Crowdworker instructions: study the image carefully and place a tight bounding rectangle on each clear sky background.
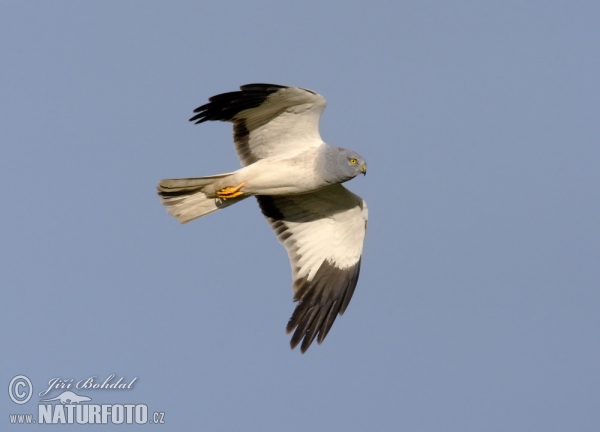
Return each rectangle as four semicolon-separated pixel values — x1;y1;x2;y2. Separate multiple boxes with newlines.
2;1;599;431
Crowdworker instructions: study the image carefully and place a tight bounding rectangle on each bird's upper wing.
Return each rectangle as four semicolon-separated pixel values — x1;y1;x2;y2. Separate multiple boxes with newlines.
189;84;327;166
256;184;368;353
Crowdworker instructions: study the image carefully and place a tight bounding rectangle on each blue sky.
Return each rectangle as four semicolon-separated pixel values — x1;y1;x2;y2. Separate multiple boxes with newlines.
2;1;599;430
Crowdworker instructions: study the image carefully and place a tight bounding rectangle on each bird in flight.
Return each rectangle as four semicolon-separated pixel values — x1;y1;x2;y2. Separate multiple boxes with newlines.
157;84;368;353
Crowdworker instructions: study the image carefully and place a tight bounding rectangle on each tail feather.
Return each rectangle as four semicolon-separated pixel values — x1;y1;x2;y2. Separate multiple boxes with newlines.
157;173;245;224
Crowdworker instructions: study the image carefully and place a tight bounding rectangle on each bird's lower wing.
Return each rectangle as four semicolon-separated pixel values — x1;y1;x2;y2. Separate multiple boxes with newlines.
256;184;368;353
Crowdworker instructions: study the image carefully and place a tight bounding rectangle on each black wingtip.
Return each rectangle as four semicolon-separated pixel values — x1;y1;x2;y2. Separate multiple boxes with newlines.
188;84;289;125
286;259;362;353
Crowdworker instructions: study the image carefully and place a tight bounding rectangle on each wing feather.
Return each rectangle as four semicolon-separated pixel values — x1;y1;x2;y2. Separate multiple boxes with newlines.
189;84;327;166
256;184;368;353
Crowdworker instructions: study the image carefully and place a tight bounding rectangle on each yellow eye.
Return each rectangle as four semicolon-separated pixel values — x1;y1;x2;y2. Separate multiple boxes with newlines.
349;158;358;164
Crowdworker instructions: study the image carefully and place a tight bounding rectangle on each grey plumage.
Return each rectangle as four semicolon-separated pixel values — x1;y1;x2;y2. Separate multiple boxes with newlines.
316;146;367;185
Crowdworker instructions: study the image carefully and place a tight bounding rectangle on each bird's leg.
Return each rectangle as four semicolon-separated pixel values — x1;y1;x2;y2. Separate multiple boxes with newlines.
217;182;246;199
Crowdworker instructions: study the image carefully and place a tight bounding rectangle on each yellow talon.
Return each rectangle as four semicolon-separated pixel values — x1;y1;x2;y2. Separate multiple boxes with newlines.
217;182;246;199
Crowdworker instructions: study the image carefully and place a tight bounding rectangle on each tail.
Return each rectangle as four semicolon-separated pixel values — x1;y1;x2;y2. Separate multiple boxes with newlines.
157;173;246;224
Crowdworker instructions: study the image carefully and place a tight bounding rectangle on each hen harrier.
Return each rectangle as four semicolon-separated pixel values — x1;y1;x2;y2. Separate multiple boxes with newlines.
157;84;368;353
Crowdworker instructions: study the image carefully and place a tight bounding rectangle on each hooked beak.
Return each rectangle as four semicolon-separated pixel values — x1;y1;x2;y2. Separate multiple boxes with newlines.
360;163;367;175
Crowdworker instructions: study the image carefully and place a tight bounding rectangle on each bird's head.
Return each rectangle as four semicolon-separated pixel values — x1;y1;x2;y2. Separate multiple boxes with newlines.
322;146;367;183
343;148;367;178
347;154;367;176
